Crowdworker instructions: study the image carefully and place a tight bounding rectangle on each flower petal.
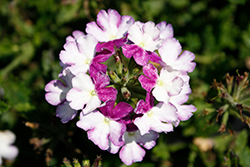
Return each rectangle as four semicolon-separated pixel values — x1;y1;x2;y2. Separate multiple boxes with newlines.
168;77;184;96
82;95;101;114
45;80;67;106
152;86;170;104
119;141;145;166
133;47;150;66
122;44;139;59
72;73;95;91
0;130;16;145
156;21;174;40
176;50;196;72
78;111;110;150
0;145;18;160
107;139;121;154
86;21;108;41
56;101;78;123
97;87;117;102
66;88;91;110
92;72;110;89
109;102;133;120
109;120;126;146
89;62;107;78
176;104;197;121
136;130;159;150
159;38;182;64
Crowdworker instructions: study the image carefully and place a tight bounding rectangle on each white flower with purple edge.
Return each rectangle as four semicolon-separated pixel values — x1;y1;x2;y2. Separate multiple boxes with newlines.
59;33;98;75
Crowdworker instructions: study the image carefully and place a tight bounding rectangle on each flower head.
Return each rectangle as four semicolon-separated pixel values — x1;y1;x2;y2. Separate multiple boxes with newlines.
45;9;196;165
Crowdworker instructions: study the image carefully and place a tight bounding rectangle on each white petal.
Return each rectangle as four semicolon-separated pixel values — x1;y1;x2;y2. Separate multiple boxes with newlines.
107;139;121;154
0;145;18;160
168;77;184;96
152;86;170;103
82;95;101;114
77;34;97;59
159;38;182;64
128;21;143;45
119;141;145;166
72;73;95;91
87;122;110;150
109;120;125;147
67;88;91;110
157;103;178;123
0;130;16;145
77;111;104;131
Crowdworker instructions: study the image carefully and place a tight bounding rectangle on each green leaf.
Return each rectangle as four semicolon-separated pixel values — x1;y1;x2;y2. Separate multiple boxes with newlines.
235;130;250;167
152;139;170;160
0;100;10;114
224;150;239;167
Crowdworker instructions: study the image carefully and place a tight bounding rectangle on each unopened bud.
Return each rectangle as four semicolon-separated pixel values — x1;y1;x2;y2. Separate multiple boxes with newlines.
121;87;131;101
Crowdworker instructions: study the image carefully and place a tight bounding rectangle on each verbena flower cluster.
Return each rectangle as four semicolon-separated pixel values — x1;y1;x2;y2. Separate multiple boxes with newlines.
45;9;196;165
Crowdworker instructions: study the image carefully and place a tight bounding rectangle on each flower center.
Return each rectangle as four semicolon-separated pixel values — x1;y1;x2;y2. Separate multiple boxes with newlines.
157;79;163;86
85;59;91;65
138;42;145;48
147;110;154;117
109;35;116;40
128;131;135;136
90;90;96;96
104;117;110;123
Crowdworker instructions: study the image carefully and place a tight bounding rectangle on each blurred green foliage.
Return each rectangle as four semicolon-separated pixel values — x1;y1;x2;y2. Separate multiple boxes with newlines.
1;0;250;166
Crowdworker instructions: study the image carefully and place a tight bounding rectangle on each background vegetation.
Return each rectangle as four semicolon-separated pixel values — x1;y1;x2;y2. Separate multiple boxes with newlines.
1;0;250;166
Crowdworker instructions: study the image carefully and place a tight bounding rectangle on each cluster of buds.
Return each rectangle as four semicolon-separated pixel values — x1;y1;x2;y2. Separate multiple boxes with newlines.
208;72;250;133
45;9;196;165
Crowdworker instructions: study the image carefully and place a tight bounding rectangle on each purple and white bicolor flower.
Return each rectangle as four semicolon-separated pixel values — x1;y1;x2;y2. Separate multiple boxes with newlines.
119;123;159;166
134;93;178;135
45;68;77;123
59;33;98;75
86;9;134;47
66;72;117;114
77;100;133;150
122;21;174;66
139;63;184;104
0;130;19;165
122;21;161;66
